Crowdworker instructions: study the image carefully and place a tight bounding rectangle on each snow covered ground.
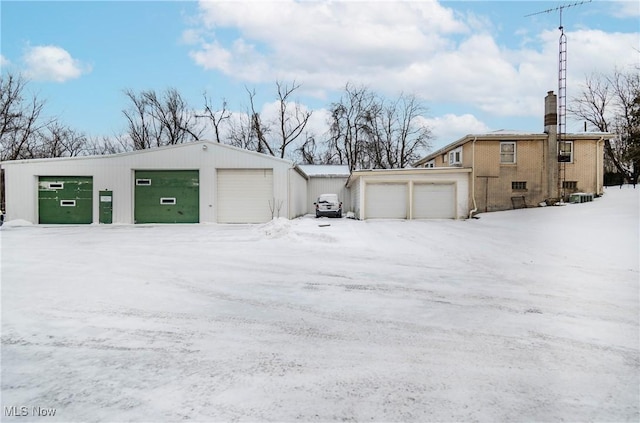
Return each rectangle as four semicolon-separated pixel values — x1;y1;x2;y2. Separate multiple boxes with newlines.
1;187;638;422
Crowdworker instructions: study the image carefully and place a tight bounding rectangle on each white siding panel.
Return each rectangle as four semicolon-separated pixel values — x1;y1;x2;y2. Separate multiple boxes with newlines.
306;177;350;215
217;169;273;223
413;183;455;219
365;183;408;219
289;169;308;219
352;178;361;219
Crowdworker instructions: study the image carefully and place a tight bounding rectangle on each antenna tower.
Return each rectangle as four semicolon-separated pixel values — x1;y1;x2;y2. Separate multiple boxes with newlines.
526;0;591;200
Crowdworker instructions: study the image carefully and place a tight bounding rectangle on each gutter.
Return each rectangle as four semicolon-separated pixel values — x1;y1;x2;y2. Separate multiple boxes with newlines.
469;137;478;219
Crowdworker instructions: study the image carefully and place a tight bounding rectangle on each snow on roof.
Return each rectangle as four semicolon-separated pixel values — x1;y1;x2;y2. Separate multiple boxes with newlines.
297;165;351;177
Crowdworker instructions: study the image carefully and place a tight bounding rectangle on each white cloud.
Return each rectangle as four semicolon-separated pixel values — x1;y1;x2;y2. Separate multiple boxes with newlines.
22;45;91;82
186;0;638;124
423;114;491;151
608;0;640;18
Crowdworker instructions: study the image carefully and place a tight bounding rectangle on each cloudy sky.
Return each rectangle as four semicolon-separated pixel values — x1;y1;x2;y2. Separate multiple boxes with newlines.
1;0;638;153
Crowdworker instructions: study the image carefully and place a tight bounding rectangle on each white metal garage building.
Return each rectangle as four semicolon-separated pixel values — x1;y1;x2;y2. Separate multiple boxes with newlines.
347;168;472;220
0;141;308;224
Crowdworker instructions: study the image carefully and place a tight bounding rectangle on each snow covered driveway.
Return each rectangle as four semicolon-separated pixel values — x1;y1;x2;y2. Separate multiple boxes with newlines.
1;188;638;422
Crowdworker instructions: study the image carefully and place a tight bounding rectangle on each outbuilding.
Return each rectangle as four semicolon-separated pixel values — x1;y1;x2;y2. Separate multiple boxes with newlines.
297;165;351;215
347;168;471;220
0;141;308;224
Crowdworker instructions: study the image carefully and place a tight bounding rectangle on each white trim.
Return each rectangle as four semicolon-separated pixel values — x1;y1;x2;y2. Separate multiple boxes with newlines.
48;182;64;189
160;197;177;205
449;147;462;165
559;140;573;163
136;178;152;186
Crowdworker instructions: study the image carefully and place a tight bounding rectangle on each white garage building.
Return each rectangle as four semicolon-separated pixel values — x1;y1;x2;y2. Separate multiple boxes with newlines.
347;168;472;220
1;141;308;224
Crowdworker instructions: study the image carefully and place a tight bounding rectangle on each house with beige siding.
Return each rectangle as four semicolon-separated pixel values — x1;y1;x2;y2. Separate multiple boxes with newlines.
414;92;612;214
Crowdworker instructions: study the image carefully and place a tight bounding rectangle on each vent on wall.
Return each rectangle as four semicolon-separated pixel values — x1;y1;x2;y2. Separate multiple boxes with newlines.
160;197;176;205
60;200;76;207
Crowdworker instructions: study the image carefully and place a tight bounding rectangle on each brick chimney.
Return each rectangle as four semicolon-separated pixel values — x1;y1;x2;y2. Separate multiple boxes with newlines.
544;91;559;200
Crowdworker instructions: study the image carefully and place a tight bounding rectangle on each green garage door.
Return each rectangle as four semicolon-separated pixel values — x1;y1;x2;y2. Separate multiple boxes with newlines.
134;170;199;223
38;176;93;224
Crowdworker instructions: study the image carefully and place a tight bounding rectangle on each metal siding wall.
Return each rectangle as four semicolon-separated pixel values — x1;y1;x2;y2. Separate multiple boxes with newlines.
354;178;361;218
307;177;350;214
289;169;308;218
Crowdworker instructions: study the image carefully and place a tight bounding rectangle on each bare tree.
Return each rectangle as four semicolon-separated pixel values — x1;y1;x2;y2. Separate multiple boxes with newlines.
200;92;231;143
246;87;274;155
122;88;202;150
327;83;379;170
324;84;431;170
369;94;432;168
569;69;640;185
0;73;50;160
35;122;87;158
84;135;130;155
274;80;312;158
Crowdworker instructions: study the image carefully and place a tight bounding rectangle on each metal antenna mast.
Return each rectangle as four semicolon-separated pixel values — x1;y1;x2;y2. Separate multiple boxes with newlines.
526;0;591;199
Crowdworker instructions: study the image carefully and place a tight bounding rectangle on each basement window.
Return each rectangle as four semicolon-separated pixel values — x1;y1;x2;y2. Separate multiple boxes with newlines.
160;197;176;205
60;200;76;207
500;142;516;164
136;179;152;186
512;181;527;191
562;181;578;190
48;182;64;189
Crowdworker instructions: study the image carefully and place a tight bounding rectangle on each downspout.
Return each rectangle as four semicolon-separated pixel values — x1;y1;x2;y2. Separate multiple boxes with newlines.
597;137;604;195
468;136;478;218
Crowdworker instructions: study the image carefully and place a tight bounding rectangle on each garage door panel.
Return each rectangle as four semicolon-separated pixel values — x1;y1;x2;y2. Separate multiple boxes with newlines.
365;183;407;219
217;169;273;223
413;183;455;219
38;176;93;224
134;170;199;224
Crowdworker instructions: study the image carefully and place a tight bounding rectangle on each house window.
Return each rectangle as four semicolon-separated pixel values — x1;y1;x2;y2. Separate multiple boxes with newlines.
424;160;435;168
512;181;527;190
448;147;462;165
136;178;152;186
558;141;573;163
500;142;516;164
562;181;578;190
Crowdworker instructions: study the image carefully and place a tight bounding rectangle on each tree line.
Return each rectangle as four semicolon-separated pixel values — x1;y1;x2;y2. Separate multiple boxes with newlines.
2;68;638;181
0;74;431;170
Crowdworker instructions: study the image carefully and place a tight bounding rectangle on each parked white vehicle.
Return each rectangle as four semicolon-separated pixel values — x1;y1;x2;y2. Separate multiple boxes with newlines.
314;194;342;218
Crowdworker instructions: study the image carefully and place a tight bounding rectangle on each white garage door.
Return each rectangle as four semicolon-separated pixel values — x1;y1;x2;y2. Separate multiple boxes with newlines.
413;183;455;219
217;169;274;223
365;183;408;219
